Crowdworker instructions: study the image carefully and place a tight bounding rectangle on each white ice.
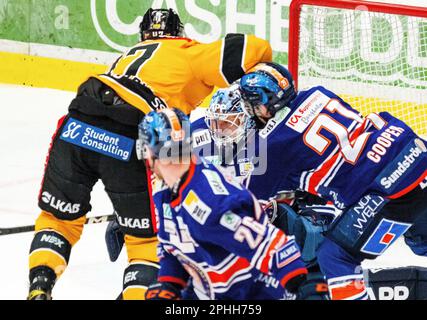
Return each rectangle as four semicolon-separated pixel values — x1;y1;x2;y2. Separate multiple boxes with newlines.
0;84;426;300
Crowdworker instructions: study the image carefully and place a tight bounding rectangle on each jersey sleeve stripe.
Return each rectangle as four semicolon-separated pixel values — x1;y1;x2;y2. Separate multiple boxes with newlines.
280;268;308;288
158;276;188;288
387;169;427;199
258;229;287;273
329;279;368;300
221;34;246;85
207;256;251;284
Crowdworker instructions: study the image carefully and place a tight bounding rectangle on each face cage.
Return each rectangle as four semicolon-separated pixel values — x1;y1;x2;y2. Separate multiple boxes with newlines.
205;110;250;147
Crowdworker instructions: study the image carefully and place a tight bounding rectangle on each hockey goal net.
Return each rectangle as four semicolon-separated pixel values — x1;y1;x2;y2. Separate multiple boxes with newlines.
288;0;427;136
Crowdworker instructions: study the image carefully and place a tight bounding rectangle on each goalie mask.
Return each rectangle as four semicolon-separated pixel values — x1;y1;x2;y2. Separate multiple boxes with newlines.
140;8;184;41
205;84;255;148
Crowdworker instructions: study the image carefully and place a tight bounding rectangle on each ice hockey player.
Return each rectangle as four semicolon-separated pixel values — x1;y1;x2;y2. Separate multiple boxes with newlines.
233;62;427;300
27;8;272;300
194;84;333;299
138;108;313;300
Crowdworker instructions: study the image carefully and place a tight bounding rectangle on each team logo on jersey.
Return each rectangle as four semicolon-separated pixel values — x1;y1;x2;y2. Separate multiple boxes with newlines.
220;211;242;231
361;219;412;256
286;91;330;133
202;169;229;195
376;139;427;192
183;190;212;225
60;118;134;161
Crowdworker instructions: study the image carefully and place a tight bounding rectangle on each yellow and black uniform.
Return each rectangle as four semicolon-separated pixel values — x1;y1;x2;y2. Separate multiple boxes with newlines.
95;34;272;114
28;33;272;300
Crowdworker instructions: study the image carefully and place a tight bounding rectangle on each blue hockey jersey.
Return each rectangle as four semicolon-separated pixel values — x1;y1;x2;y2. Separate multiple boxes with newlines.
152;157;307;300
193;86;427;209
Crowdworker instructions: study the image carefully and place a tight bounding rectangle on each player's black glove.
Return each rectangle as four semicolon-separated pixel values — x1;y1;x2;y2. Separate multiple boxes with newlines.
105;217;124;262
145;282;182;300
296;271;330;300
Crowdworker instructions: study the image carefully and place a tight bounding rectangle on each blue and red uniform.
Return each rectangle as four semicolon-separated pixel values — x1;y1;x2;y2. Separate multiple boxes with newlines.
244;85;427;300
195;85;427;299
152;157;307;300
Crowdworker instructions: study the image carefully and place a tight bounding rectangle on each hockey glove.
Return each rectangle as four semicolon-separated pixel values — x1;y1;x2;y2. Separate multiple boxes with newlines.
105;217;124;262
145;282;182;300
296;271;330;300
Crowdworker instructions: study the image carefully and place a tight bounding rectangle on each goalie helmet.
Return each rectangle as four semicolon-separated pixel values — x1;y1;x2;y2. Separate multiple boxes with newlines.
140;8;184;41
205;83;255;147
240;62;296;121
137;108;191;160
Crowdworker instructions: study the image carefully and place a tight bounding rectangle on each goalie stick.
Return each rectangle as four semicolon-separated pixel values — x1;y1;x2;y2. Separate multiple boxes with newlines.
0;214;114;236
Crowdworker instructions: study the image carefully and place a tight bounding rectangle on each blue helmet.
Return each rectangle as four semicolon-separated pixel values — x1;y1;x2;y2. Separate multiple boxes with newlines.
137;108;191;160
205;83;255;147
240;62;296;119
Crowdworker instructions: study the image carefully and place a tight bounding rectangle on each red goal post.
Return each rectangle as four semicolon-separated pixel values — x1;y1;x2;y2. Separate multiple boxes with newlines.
288;0;427;136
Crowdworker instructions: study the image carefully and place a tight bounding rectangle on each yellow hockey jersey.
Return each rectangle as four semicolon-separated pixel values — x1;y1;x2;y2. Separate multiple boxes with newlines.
94;34;272;115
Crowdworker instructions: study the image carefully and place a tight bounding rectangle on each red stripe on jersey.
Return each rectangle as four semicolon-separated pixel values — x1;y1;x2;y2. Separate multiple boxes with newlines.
38;115;67;200
307;121;365;195
145;166;158;233
259;230;286;274
387;169;427;200
158;276;188;288
207;257;250;284
280;268;308;289
307;152;340;195
330;280;367;300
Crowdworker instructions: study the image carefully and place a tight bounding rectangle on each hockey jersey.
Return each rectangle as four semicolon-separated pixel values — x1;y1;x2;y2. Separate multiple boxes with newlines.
152;157;307;300
94;34;272;115
192;86;427;209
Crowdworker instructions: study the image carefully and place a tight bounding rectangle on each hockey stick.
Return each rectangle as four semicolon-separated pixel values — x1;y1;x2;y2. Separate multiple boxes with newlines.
0;214;115;236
